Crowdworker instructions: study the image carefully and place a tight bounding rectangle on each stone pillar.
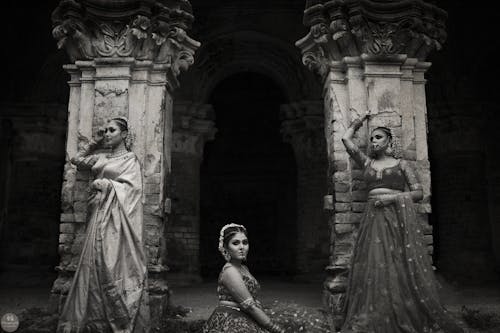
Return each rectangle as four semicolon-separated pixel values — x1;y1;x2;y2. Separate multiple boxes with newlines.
296;0;447;327
280;101;328;279
48;0;199;327
168;101;216;284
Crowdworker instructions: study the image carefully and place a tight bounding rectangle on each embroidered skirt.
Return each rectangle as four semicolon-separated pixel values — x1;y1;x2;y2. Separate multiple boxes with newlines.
341;194;464;333
203;306;269;333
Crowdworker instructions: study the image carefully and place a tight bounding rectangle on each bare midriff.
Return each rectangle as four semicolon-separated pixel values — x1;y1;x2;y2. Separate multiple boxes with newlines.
368;188;402;198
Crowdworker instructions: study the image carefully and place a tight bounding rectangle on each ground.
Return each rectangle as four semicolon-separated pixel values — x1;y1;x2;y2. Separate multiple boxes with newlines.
0;275;499;332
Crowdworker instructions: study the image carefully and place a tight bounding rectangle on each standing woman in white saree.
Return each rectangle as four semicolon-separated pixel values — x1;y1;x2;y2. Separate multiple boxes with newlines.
57;117;150;333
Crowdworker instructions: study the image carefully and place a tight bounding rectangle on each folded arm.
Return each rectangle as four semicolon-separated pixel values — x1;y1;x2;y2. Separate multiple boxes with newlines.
70;130;104;170
221;266;284;333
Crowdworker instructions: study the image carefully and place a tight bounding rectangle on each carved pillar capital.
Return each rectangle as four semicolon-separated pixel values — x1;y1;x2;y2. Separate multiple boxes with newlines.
281;101;325;163
52;0;200;90
296;0;447;78
172;101;217;157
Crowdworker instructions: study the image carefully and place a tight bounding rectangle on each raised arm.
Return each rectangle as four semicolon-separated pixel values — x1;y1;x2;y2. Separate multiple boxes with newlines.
70;129;104;170
342;115;368;168
400;160;423;202
220;266;284;333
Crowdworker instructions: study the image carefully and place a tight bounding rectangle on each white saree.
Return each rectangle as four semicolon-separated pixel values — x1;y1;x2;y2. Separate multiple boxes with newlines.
57;152;150;333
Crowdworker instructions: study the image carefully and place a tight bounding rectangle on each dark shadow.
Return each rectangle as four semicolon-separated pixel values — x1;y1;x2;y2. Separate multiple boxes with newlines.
200;72;297;278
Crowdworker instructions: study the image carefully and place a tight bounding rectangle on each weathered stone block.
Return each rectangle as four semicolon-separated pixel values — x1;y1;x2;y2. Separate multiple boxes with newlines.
335;213;350;224
58;244;71;256
334;223;355;234
145;226;161;246
335;192;352;203
145;173;161;184
144;205;162;216
145;194;160;204
349;213;363;223
334;182;350;193
403;150;417;160
334;160;348;171
61;213;74;223
323;272;348;293
333;252;353;267
352;190;367;201
73;201;87;213
74;213;86;223
145;183;161;194
352;202;366;212
352;180;366;191
335;203;351;212
324;195;334;210
146;245;159;261
60;223;75;234
352;170;364;180
59;234;74;244
417;203;431;213
333;171;350;182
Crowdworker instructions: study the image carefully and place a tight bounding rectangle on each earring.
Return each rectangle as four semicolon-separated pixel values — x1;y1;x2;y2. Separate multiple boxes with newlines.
386;145;393;156
222;250;231;262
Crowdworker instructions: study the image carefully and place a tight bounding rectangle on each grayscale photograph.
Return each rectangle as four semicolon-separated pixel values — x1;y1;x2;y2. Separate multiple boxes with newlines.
0;0;499;332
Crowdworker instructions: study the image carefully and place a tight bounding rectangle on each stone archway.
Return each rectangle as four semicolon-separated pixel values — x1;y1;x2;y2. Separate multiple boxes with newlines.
167;29;328;282
199;71;297;278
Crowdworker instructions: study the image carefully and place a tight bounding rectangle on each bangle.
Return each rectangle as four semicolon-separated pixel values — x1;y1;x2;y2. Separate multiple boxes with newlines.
240;298;257;311
351;118;364;131
266;322;284;333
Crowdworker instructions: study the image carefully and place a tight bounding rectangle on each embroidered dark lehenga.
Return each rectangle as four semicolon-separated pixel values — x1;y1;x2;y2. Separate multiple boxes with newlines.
340;147;464;333
57;152;150;333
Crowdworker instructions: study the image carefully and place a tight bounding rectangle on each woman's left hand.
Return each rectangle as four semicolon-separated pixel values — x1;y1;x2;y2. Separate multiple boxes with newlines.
91;179;109;192
374;194;396;207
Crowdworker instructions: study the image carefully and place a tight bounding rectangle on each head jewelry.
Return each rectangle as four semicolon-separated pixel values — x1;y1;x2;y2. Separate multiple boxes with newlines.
218;223;247;261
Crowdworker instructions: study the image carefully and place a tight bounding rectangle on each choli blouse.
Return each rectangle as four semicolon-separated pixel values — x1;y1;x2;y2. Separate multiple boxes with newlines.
217;263;260;303
347;144;422;192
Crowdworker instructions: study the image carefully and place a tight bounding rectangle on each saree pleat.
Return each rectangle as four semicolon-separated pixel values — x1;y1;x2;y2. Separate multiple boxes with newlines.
341;194;464;333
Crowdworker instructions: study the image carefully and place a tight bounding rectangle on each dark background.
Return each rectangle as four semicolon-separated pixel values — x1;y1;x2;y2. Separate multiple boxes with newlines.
0;0;499;286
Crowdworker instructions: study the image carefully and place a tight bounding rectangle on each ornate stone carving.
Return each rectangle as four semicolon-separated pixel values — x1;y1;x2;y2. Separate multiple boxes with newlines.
52;0;200;78
280;101;325;165
296;0;447;75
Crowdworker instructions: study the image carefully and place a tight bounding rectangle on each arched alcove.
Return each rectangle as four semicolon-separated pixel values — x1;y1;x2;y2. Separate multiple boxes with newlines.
199;72;297;278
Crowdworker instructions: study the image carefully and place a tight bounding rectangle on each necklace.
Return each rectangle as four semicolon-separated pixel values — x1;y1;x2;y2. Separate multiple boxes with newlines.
107;149;129;158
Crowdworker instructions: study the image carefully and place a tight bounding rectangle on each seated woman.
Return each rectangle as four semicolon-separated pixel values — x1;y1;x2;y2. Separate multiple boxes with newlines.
57;117;149;333
340;113;464;333
203;223;285;333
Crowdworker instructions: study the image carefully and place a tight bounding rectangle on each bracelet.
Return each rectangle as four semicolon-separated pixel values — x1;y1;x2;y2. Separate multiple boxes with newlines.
239;298;257;311
351;119;361;129
266;322;284;333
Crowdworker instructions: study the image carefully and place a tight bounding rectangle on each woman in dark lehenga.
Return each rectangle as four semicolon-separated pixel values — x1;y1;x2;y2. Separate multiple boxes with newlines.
203;223;285;333
57;117;150;333
340;114;464;333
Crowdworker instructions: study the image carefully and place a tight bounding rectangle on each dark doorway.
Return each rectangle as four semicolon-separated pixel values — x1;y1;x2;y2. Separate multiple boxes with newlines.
200;72;297;278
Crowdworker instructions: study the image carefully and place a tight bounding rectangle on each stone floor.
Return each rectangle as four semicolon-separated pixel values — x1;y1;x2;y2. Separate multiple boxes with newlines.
1;273;500;331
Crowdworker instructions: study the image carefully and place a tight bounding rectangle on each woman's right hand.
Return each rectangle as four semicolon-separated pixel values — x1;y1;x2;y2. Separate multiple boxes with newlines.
93;126;106;146
349;108;369;131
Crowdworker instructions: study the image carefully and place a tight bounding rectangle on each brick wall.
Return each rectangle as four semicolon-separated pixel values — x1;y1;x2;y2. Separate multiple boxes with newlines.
0;104;66;285
167;152;202;281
